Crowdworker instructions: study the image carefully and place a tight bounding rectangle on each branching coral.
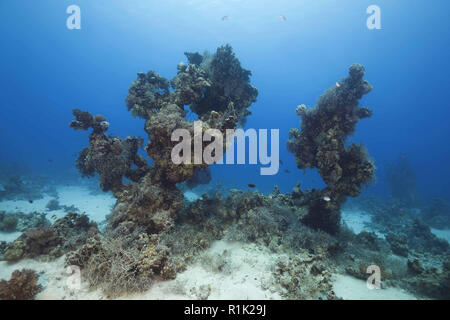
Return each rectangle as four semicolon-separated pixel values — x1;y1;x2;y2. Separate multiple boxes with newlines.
287;64;375;234
0;269;42;300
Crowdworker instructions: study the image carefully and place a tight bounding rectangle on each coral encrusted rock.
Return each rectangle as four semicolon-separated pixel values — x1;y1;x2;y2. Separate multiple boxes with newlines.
287;64;375;234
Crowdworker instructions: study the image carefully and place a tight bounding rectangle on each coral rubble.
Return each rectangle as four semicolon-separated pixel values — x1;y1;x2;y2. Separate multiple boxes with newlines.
287;64;375;234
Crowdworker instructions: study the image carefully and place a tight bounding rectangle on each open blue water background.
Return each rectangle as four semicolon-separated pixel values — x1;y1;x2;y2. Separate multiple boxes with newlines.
1;0;449;203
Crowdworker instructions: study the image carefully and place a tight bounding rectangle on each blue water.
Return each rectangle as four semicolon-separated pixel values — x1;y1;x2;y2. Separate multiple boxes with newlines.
1;0;449;202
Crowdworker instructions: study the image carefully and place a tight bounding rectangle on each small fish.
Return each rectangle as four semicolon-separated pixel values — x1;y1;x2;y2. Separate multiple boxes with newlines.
222;16;230;21
51;214;57;220
248;183;256;188
48;159;53;163
323;196;331;202
284;169;290;173
336;82;341;88
279;15;287;22
28;200;33;203
279;160;283;165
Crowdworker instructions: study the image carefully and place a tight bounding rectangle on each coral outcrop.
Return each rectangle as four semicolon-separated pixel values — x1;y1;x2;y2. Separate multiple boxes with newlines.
3;213;97;262
0;269;42;300
287;64;375;234
67;45;259;295
70;45;258;236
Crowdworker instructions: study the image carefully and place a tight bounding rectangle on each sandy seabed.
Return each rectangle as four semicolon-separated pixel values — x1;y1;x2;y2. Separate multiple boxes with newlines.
2;186;448;300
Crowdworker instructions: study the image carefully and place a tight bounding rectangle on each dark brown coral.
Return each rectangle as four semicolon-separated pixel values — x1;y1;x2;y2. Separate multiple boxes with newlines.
0;269;42;300
287;64;375;234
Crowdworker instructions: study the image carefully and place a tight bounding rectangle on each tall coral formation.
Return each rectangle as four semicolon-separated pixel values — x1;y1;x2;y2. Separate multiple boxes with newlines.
70;45;257;234
287;64;375;234
69;45;257;271
0;269;42;300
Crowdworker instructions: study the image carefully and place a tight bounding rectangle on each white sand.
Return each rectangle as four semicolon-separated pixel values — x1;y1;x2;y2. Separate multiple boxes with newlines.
184;191;201;202
132;241;281;300
0;240;280;300
0;238;423;300
430;228;450;243
332;274;417;300
0;231;22;242
0;185;115;243
0;185;116;225
0;257;103;300
341;210;384;238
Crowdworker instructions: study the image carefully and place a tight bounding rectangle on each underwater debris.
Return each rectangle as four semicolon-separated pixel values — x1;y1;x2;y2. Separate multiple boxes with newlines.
0;269;42;300
287;64;375;234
